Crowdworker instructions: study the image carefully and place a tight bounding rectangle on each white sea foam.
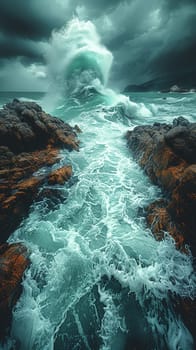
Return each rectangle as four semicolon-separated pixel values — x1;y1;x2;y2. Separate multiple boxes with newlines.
7;104;195;349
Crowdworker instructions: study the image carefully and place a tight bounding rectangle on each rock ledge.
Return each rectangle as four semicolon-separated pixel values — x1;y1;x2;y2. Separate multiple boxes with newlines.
0;99;79;241
126;116;196;255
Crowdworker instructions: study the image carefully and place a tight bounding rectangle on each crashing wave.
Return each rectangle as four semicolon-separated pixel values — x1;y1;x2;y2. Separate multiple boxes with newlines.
46;18;113;97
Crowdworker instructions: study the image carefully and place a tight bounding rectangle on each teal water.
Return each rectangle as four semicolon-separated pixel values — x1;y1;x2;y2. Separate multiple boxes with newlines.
0;89;195;350
0;92;45;107
127;91;196;124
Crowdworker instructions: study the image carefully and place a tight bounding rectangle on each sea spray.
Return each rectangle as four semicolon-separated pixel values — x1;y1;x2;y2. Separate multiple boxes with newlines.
46;18;113;99
44;18;151;120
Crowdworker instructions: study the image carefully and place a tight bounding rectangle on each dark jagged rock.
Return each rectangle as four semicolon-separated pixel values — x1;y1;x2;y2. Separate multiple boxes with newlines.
0;243;30;341
36;187;67;212
165;119;195;163
126;116;196;256
0;99;79;153
0;100;80;241
126;116;196;340
0;100;80;342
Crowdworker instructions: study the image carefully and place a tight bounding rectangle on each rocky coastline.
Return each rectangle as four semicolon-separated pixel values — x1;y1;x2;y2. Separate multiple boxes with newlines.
126;116;196;336
0;99;80;341
126;116;196;255
0;99;195;343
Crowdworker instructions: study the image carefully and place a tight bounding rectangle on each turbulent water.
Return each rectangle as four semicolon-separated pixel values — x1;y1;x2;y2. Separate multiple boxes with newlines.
1;19;196;350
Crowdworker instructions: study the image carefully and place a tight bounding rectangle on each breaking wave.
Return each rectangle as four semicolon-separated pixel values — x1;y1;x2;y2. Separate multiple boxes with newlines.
46;19;113;98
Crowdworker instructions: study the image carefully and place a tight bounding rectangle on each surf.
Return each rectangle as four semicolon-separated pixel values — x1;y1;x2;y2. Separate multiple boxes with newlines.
46;18;112;99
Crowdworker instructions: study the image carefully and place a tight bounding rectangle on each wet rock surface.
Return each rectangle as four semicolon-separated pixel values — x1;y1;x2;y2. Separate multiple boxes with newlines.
145;199;186;251
126;116;196;256
0;99;79;153
127;116;196;340
0;99;79;241
0;243;30;340
0;100;80;342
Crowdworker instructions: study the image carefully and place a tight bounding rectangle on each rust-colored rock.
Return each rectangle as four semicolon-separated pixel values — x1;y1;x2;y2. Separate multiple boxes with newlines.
126;117;196;256
0;100;80;241
169;164;196;249
47;165;72;185
146;199;186;252
0;243;30;340
0;100;81;342
127;116;196;341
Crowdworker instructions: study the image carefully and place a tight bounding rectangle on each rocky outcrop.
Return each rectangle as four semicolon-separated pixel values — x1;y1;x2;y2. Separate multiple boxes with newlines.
0;243;30;340
126;116;196;340
126;116;196;256
0;99;80;342
0;99;80;242
0;99;79;153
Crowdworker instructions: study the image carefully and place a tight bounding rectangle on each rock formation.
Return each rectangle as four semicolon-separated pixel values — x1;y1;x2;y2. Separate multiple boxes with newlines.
0;99;80;342
0;99;79;241
126;116;196;255
126;116;196;339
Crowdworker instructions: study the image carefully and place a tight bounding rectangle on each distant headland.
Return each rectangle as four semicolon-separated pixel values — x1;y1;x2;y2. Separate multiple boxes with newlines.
124;72;196;93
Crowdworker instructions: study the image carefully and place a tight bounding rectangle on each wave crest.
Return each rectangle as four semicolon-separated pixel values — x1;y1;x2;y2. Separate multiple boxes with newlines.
47;18;113;97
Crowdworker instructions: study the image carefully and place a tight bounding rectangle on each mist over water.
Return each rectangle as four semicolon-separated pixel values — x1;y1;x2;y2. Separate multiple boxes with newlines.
3;19;196;350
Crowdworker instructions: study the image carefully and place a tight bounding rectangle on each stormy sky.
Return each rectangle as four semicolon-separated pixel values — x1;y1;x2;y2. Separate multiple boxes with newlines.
0;0;195;91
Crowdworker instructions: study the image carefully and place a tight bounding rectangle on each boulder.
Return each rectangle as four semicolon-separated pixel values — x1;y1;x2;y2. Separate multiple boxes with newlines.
0;99;79;152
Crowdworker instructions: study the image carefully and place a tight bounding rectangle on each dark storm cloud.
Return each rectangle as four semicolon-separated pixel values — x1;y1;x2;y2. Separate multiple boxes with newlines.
149;9;196;77
98;0;196;87
0;0;195;90
0;33;46;61
0;0;67;40
0;0;130;60
0;0;68;90
152;41;196;76
163;0;196;11
73;0;123;17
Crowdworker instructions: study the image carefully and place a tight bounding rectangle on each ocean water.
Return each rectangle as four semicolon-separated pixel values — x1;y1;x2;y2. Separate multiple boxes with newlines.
1;19;196;350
